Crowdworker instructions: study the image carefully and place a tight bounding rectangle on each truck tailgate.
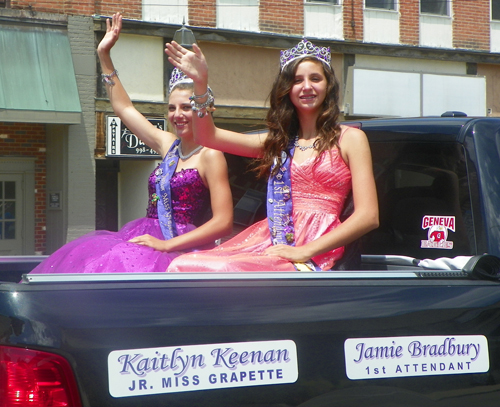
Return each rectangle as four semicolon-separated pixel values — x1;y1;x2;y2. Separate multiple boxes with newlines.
2;272;500;406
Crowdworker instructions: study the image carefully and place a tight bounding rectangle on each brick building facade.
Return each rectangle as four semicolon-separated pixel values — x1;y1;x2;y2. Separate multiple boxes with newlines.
1;0;499;254
0;123;45;253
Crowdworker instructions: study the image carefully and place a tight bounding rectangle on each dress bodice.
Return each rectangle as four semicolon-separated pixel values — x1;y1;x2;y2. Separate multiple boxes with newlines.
168;147;353;272
147;166;209;225
291;148;352;216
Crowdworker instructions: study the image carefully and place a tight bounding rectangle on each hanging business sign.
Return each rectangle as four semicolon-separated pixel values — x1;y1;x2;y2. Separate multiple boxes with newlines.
106;116;163;158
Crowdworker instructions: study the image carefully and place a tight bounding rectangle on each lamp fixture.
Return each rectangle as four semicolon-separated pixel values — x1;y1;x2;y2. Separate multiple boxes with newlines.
173;18;197;49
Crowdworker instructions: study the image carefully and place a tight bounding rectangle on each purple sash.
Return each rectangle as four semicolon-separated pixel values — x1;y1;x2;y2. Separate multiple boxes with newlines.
266;142;321;271
156;139;181;240
267;145;295;246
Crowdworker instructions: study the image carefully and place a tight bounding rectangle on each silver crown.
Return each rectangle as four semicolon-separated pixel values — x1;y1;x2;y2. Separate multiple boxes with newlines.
280;39;331;71
168;67;193;93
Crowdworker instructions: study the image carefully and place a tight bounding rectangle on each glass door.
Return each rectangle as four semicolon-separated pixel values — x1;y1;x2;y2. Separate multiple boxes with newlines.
0;174;23;254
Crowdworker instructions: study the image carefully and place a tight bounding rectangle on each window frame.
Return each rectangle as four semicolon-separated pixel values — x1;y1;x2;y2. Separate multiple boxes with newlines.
365;0;397;11
420;0;450;16
305;0;340;5
492;0;500;21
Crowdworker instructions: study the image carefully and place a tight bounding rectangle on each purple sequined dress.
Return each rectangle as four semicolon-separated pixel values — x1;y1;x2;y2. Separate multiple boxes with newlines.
31;165;210;274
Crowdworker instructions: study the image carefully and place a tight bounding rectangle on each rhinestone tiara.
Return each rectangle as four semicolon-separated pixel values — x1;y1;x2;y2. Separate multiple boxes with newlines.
280;39;331;71
168;67;193;93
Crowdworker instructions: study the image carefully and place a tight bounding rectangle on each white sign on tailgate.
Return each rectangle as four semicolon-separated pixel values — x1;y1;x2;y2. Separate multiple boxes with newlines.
345;335;489;380
108;340;298;398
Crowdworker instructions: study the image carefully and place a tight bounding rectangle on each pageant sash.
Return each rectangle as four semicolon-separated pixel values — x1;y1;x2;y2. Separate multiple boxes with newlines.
156;139;181;240
267;145;295;246
266;141;321;271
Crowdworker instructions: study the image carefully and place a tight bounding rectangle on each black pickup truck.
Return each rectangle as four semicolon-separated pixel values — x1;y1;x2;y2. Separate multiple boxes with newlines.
2;114;500;407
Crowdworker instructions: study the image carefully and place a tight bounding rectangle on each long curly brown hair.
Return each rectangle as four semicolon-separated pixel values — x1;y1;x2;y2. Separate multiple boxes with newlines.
253;57;342;178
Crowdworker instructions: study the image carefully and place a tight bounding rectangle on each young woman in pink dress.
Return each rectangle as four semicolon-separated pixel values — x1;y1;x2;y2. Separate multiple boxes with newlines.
30;13;233;274
165;38;379;272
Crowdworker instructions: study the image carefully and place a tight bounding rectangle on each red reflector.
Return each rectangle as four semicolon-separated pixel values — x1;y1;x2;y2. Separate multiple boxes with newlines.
0;345;81;407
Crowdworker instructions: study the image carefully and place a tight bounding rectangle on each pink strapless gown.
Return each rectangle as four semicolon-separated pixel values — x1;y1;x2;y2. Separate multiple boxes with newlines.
168;148;352;272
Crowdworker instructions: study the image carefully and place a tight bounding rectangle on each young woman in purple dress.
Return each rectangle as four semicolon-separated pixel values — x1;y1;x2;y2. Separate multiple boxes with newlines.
164;38;379;272
30;13;232;274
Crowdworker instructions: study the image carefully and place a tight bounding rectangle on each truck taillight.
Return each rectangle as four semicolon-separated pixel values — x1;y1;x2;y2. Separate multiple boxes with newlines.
0;345;82;407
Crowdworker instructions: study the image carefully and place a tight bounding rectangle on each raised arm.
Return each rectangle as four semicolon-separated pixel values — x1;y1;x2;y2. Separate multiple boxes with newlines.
98;13;175;157
265;126;379;263
165;41;267;158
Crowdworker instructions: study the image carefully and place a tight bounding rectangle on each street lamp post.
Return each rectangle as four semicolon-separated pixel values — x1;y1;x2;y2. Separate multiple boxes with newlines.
173;18;197;49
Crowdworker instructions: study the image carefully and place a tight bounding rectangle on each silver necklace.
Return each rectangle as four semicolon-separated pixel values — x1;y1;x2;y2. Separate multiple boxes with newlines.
294;136;316;151
177;143;203;160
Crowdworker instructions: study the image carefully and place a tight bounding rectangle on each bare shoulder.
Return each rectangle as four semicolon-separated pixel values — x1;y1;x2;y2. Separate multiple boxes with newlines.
200;146;227;164
338;125;370;165
339;125;368;147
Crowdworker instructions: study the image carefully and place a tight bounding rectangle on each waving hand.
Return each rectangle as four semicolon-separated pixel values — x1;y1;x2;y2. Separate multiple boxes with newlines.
98;13;122;54
165;41;209;86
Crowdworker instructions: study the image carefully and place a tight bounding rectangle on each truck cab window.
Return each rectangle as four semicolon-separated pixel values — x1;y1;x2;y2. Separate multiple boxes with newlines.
362;141;473;259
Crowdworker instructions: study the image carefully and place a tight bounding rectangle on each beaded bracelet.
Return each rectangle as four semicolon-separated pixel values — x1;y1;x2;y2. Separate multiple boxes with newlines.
191;87;212;100
190;89;215;118
101;69;119;86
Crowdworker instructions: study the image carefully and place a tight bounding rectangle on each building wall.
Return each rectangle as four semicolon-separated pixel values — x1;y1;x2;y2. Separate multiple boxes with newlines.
200;42;277;107
478;63;500;116
399;1;419;46
0;123;46;253
363;8;399;45
304;2;343;40
453;0;490;50
190;0;216;27
260;0;303;34
343;0;364;42
65;15;98;242
1;0;499;253
9;0;142;19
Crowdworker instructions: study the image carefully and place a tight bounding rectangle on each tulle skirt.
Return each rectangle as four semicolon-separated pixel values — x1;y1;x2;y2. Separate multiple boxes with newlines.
31;217;193;274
